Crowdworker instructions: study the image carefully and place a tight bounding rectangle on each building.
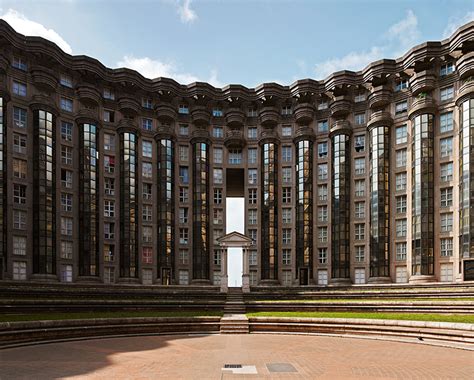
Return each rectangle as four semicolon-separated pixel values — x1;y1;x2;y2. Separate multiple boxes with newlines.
0;19;473;287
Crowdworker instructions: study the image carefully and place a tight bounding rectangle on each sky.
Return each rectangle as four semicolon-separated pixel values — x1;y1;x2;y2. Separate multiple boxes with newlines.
0;0;473;88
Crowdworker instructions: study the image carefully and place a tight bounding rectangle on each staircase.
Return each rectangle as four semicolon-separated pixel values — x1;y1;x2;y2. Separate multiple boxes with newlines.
223;287;246;314
220;287;249;334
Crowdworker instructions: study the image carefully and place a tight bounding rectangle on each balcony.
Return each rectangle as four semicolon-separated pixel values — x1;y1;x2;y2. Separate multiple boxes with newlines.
409;70;436;96
225;108;245;127
31;68;57;92
330;96;352;117
75;107;100;125
294;126;315;143
191;106;211;126
224;129;246;148
259;106;280;127
118;96;140;116
456;79;474;104
156;103;177;122
408;95;437;119
190;128;211;143
329;119;351;137
76;85;101;106
258;127;279;144
293;103;315;125
368;86;391;109
457;52;474;80
154;125;175;141
367;111;393;129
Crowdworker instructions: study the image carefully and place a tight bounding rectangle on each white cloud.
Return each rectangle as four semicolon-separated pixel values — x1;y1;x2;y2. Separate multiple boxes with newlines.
0;9;72;54
116;55;223;87
177;0;197;24
443;11;474;38
386;9;420;53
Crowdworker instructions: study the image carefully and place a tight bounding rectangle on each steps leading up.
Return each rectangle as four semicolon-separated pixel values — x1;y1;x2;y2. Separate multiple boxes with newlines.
220;314;249;334
224;287;246;314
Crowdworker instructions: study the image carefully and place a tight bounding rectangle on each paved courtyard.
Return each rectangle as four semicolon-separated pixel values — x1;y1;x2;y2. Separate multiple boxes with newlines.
1;334;473;379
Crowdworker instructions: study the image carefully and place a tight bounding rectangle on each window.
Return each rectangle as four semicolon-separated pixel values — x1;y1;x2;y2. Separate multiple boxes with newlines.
143;226;153;243
61;193;72;212
282;208;292;224
355;180;365;197
318;227;328;243
103;110;115;123
355;224;365;240
440;137;453;157
248;209;257;225
396;149;407;167
213;250;221;265
214;168;223;184
395;79;408;91
440;238;453;256
179;228;189;244
318;206;328;222
354;158;365;175
395;101;407;114
104;200;115;218
247;107;258;117
396;172;407;191
318;142;328;157
142;205;152;222
213;126;223;138
214;188;222;204
247;127;258;139
318;163;328;180
248;188;257;204
104;133;115;151
355;246;365;262
13;133;27;154
248;229;257;244
440;187;453;208
13;159;27;179
178;104;189;114
228;149;242;164
440;112;453;133
61;121;73;142
396;242;407;260
318;101;328;110
318;184;328;201
281;125;292;136
281;106;292;116
249;250;257;266
13;184;26;204
440;162;453;182
142;140;153;158
396;125;408;144
282;167;291;183
213;147;223;164
60;74;73;88
179;187;189;203
61;265;73;283
13;107;27;128
440;213;453;232
282;146;292;162
61;217;73;236
104;155;115;173
179;249;189;264
354;113;365;125
282;187;291;203
213;209;223;225
248;169;257;185
179;270;189;285
104;267;115;284
179;208;189;224
142;162;153;179
13;236;27;256
396;219;407;237
179;124;189;136
318;120;328;132
61;169;73;188
212;108;223;117
142;98;153;109
355;202;365;218
142;247;153;264
179;166;189;183
440;62;455;76
12;81;27;96
104;244;115;262
282;229;291;244
62;241;74;259
104;222;115;239
60;97;73;112
61;146;73;165
179;145;189;162
12;56;27;71
143;183;152;200
396;195;407;213
103;88;115;100
440;86;454;101
248;148;257;164
13;261;27;280
355;92;366;102
318;248;328;264
282;249;291;265
142;118;153;131
355;135;365;152
103;178;114;196
214;230;223;244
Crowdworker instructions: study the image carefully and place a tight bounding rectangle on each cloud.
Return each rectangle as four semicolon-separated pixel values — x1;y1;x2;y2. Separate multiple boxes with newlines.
443;11;474;38
177;0;197;24
0;9;72;54
116;55;223;87
313;9;421;79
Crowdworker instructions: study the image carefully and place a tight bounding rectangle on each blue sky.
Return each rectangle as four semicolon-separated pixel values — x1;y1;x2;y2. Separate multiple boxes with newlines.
1;0;473;88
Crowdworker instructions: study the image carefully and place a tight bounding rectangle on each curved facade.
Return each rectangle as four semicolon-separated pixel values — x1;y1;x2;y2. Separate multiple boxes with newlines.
0;19;474;285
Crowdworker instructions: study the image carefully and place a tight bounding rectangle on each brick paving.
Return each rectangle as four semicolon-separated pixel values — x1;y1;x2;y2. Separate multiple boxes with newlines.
0;334;473;379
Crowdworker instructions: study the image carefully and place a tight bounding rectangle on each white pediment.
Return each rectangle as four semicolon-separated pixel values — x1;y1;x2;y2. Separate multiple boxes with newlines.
217;231;253;247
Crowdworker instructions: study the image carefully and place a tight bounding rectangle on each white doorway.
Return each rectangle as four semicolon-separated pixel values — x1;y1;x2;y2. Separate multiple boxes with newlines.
226;197;244;287
354;268;366;284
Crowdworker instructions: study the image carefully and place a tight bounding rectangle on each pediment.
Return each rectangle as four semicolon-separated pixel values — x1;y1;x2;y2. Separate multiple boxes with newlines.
217;231;253;246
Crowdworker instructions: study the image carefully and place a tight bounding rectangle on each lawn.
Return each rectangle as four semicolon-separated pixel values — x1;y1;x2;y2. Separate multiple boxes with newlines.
255;297;474;303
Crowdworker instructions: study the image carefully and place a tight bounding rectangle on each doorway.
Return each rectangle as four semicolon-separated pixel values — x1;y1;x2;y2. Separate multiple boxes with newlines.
226;197;244;287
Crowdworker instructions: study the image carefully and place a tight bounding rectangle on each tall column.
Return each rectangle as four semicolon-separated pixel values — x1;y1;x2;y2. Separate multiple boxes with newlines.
119;128;139;281
242;246;250;292
368;123;391;282
156;135;175;283
0;96;6;279
220;247;228;292
32;107;56;279
77;121;100;280
330;130;351;284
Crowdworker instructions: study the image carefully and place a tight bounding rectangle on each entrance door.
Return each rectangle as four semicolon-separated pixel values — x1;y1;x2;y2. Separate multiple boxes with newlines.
226;197;244;288
440;263;453;282
299;268;309;285
396;266;408;283
161;268;171;285
354;268;365;284
317;269;328;285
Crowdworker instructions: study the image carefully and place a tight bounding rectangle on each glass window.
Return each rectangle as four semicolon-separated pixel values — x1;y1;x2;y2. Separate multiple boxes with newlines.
282;187;291;203
12;56;27;71
396;125;408;144
103;110;115;123
105;178;115;196
318;184;328;201
318;142;328;157
13;184;26;205
440;187;453;208
13;107;27;128
178;104;189;114
213;126;223;138
318;163;328;180
396;195;407;213
318;101;328;110
318;120;328;132
143;226;153;243
13;159;27;179
318;227;328;243
440;62;455;76
248;148;257;164
248;169;257;185
248;229;257;244
142;98;153;109
282;249;291;265
395;79;408;91
396;149;407;167
440;162;453;182
281;125;292;136
104;133;115;151
178;270;189;285
355;202;365;218
395;101;408;114
104;222;115;239
354;158;365;175
282;208;292;224
440;112;453;133
228;149;242;164
355;223;365;240
440;238;453;256
214;188;222;204
282;167;291;183
61;121;73;142
355;135;365;152
213;250;221;266
142;162;153;179
13;210;26;230
13;133;27;154
179;249;189;264
318;205;328;221
60;192;73;212
12;81;27;96
142;140;153;158
396;172;407;191
179;187;189;203
60;98;73;112
355;246;365;262
61;146;73;165
440;137;453;157
248;209;257;225
440;86;454;101
179;228;189;244
318;248;328;264
179;124;189;135
354;92;366;102
247;127;257;139
248;188;257;204
213;147;223;164
281;106;292;116
103;88;115;100
104;200;115;217
142;247;153;264
247;108;258;117
13;261;27;280
282;146;292;162
354;113;365;125
249;250;257;266
213;168;223;184
355;180;365;197
13;236;27;255
282;228;291;244
142;205;152;222
396;219;407;237
142;118;153;131
440;213;453;232
213;209;223;225
396;242;407;260
61;241;73;259
61;217;73;236
104;244;115;261
61;265;73;283
104;155;115;173
61;169;73;188
60;74;73;88
212;108;223;117
179;145;189;162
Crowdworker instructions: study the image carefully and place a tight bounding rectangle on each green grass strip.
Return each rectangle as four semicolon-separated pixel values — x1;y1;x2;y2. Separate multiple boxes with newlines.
255;297;474;303
0;310;223;323
246;311;474;324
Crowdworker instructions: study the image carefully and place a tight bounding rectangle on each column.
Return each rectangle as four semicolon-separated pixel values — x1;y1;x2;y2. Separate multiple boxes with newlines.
242;246;250;292
220;247;228;292
0;96;5;279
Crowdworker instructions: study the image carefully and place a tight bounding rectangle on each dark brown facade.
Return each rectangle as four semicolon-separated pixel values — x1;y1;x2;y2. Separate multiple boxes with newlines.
0;20;474;286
